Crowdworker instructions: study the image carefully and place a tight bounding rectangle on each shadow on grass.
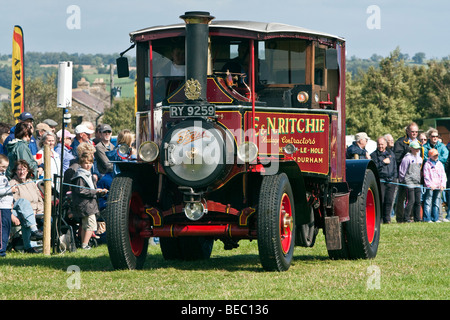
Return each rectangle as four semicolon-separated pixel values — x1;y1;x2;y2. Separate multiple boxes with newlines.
0;245;330;273
146;253;263;272
0;251;114;272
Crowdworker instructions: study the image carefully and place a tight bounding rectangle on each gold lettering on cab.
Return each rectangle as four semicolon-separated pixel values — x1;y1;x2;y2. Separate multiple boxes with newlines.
249;112;330;175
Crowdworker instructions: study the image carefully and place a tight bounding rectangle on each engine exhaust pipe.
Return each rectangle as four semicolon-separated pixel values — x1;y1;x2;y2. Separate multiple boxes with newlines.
180;11;214;103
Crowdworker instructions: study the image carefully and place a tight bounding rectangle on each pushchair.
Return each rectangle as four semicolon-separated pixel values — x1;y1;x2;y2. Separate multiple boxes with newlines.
35;179;78;253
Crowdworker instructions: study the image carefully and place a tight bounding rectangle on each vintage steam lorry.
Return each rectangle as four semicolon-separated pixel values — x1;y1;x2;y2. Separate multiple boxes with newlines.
106;11;381;271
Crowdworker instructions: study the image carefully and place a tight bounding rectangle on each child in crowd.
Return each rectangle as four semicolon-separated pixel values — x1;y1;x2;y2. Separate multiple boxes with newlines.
398;141;423;222
71;151;107;249
0;155;16;257
423;149;447;222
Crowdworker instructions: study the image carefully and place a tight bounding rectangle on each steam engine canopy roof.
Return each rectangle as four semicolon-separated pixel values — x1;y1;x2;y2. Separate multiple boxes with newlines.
130;20;345;42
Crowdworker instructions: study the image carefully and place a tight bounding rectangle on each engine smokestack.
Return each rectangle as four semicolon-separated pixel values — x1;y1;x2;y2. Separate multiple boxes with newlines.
180;11;215;103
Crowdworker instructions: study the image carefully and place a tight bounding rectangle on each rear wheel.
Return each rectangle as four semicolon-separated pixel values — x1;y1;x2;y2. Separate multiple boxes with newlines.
329;169;381;260
106;176;149;270
258;173;295;271
346;169;381;259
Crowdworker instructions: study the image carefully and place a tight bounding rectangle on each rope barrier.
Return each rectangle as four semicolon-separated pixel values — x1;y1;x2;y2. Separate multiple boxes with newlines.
61;181;103;191
380;179;449;192
7;177;99;192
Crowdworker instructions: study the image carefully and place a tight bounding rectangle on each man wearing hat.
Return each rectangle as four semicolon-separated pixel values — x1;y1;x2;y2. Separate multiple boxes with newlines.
94;124;114;177
71;124;95;159
43;119;58;133
2;112;38;157
35;123;52;151
346;132;371;159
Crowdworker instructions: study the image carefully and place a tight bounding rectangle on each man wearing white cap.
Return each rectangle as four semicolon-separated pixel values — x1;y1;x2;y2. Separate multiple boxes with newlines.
346;132;371;159
71;124;95;159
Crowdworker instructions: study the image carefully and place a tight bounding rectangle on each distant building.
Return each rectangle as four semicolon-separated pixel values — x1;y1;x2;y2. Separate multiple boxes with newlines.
71;77;111;126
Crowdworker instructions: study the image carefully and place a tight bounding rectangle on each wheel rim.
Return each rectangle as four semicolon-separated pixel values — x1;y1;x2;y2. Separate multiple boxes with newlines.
280;193;293;254
366;188;376;244
129;192;144;256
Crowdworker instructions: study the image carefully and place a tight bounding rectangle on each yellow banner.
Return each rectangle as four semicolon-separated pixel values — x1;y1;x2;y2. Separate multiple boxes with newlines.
11;25;25;122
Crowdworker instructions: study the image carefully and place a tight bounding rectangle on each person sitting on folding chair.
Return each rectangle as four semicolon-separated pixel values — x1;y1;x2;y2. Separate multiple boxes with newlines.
10;159;44;253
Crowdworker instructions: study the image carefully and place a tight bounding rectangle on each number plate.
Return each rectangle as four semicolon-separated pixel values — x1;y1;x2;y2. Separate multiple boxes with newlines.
170;105;216;118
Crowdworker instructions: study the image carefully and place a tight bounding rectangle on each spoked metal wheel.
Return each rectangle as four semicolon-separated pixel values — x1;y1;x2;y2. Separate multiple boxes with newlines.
257;173;295;271
106;176;149;270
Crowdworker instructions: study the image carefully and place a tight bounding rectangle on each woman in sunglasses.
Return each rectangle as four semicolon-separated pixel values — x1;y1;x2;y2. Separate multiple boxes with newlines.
422;128;448;166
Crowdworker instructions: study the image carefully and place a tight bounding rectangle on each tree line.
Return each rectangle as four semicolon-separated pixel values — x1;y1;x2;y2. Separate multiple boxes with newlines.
0;52;135;89
346;48;450;139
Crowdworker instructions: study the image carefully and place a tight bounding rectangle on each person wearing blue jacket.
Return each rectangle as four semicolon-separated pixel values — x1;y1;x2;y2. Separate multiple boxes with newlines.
346;132;371;159
422;128;448;166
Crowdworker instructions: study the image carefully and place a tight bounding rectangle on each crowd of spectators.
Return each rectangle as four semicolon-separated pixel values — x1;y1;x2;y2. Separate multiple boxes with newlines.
0;112;136;256
1;111;449;256
347;122;450;224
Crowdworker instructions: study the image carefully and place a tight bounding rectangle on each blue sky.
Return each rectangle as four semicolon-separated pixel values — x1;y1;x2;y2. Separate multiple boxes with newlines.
1;0;449;59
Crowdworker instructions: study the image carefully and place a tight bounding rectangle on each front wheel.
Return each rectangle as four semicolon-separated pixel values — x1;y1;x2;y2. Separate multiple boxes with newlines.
257;173;295;271
106;176;149;270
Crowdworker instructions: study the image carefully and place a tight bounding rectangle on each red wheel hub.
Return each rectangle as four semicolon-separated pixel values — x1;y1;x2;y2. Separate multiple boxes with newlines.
129;192;145;256
280;193;293;254
366;188;376;244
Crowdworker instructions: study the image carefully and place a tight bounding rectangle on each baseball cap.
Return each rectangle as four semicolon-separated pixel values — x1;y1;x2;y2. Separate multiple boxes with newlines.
75;124;95;135
100;124;112;132
355;132;369;141
428;148;439;157
18;112;33;121
409;141;421;149
56;129;75;139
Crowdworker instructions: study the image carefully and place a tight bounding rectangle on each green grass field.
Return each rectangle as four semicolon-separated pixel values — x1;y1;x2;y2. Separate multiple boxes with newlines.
0;221;448;300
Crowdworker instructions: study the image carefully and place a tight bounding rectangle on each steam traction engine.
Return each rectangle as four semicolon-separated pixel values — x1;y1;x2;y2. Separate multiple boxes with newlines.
106;12;381;271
